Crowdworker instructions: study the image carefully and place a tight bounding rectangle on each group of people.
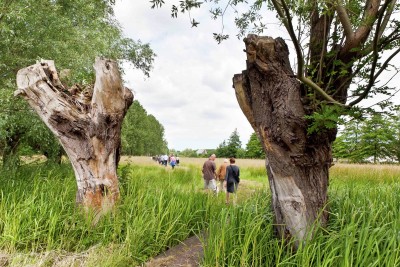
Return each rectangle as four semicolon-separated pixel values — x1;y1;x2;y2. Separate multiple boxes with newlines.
202;154;240;205
154;154;180;169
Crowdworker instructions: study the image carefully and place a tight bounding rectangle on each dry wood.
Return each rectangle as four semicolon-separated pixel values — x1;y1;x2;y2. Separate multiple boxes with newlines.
15;58;133;214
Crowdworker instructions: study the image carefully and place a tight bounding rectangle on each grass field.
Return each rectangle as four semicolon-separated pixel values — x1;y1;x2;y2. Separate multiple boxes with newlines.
0;157;399;266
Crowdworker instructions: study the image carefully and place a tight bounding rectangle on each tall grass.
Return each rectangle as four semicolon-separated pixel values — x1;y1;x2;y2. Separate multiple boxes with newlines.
202;163;400;266
1;159;400;266
0;162;221;266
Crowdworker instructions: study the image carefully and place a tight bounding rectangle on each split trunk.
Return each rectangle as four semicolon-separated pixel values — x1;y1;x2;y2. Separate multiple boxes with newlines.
15;58;133;212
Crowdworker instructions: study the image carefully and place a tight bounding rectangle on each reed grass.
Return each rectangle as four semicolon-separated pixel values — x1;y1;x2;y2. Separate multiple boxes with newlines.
0;159;399;266
0;162;214;266
201;162;400;266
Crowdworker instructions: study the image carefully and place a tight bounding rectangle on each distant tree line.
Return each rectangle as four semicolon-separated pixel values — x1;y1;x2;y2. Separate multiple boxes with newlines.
212;111;400;162
172;130;265;159
210;112;400;163
215;129;265;159
121;100;168;156
333;112;400;163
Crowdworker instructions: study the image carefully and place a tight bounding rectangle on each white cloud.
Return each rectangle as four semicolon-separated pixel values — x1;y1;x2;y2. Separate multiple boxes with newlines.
114;1;254;151
114;1;400;151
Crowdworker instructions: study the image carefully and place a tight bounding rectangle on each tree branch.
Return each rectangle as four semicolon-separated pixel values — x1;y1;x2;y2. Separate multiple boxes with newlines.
341;0;380;54
377;0;396;39
361;0;398;56
335;1;353;41
349;0;395;106
299;76;344;105
374;47;400;80
272;0;343;105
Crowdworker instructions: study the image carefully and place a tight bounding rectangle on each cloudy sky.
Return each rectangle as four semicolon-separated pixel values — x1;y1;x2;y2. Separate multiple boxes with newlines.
113;2;399;151
113;1;284;151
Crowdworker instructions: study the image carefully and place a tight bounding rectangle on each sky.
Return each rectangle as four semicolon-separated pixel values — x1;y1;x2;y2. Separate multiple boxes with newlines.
113;1;283;151
113;2;400;151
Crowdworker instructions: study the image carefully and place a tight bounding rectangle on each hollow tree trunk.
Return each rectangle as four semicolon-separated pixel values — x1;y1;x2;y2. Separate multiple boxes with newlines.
15;58;133;212
233;35;335;246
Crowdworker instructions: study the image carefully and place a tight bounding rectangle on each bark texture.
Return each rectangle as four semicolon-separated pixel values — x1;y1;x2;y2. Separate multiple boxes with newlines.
233;35;335;246
15;58;133;212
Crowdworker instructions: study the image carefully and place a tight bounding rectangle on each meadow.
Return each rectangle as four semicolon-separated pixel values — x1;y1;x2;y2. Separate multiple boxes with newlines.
0;157;399;266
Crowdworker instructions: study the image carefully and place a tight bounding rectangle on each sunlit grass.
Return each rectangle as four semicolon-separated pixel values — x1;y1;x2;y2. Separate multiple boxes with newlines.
202;162;400;266
1;158;400;266
0;163;215;266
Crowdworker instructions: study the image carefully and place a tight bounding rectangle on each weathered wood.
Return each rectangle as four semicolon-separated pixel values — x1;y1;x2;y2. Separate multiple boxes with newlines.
233;35;333;247
15;58;133;213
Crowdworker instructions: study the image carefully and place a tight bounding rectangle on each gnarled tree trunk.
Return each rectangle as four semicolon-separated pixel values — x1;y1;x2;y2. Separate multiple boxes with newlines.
15;58;133;212
233;35;335;247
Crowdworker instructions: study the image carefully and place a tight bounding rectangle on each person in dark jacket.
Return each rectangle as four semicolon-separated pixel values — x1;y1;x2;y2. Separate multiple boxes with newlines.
224;157;240;204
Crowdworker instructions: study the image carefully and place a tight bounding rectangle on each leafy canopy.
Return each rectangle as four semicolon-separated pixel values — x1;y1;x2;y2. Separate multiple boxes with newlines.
0;0;156;165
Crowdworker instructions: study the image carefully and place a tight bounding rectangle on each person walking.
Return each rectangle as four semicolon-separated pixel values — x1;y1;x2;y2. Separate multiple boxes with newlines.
170;154;177;169
224;157;240;205
202;154;217;193
216;159;229;193
162;154;168;166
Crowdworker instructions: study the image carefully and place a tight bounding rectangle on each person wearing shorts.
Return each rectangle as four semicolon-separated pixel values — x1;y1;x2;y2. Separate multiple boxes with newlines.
202;154;217;193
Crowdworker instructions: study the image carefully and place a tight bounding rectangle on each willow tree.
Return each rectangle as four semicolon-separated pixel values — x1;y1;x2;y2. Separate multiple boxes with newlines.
153;0;400;245
16;58;132;211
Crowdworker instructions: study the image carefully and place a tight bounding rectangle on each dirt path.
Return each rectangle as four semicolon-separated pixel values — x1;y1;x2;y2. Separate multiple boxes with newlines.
144;234;204;267
143;179;265;267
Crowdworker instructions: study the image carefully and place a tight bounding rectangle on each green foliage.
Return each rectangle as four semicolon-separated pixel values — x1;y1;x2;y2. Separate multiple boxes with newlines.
20;116;64;163
389;111;400;162
304;104;344;135
178;148;200;157
121;100;167;156
333;112;399;163
245;132;265;159
215;128;242;158
358;113;395;163
0;0;155;166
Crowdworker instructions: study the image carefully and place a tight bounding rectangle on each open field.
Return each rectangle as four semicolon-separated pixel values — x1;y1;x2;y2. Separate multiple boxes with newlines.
0;158;399;266
120;156;267;168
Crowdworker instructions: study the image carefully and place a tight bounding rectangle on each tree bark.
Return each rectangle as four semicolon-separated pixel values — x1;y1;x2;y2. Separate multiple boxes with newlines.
15;58;133;212
233;35;335;247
